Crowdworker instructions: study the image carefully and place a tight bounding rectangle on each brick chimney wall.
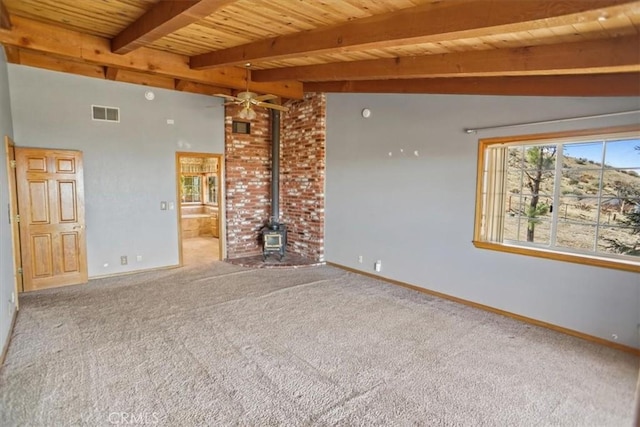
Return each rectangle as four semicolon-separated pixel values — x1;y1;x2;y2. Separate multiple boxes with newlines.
281;93;326;261
224;105;271;258
223;93;326;261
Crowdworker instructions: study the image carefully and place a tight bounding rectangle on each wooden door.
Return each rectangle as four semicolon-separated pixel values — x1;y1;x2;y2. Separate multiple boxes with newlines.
5;137;22;299
15;147;87;291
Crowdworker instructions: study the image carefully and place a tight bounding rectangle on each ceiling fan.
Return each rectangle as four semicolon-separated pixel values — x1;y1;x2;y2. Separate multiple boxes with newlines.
215;64;289;120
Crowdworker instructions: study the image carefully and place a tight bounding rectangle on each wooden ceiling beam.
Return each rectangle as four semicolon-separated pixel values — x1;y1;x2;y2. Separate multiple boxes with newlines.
11;49;105;79
0;0;11;30
304;74;640;97
0;16;303;99
112;0;238;54
190;0;636;69
105;67;119;80
254;35;640;82
107;69;176;90
6;47;230;96
3;45;18;62
175;80;232;96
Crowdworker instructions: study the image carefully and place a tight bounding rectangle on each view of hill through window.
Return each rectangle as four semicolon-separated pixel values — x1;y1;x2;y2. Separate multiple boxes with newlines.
504;138;639;259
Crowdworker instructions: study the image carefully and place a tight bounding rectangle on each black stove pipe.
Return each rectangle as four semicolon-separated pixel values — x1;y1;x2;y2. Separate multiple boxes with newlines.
270;108;281;225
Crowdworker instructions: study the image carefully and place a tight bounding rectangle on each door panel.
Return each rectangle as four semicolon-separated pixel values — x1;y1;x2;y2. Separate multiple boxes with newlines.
16;147;87;291
61;233;80;272
32;234;53;277
26;156;46;172
58;181;77;222
28;180;50;223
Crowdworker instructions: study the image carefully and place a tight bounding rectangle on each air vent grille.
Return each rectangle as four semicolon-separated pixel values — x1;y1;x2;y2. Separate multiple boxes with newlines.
92;105;120;122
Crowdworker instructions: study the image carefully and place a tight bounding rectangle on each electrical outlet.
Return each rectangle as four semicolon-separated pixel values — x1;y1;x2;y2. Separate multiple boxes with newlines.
374;260;381;272
10;292;14;304
120;256;128;265
358;255;363;263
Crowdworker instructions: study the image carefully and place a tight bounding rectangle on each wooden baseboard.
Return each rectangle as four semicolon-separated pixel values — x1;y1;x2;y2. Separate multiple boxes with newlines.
0;306;18;367
328;262;640;356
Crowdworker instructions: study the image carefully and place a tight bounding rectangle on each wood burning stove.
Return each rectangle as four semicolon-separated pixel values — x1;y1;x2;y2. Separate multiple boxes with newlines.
261;222;286;261
261;108;287;261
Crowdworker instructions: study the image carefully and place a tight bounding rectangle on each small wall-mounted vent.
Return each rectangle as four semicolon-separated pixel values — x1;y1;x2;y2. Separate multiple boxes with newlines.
92;105;120;122
232;120;250;134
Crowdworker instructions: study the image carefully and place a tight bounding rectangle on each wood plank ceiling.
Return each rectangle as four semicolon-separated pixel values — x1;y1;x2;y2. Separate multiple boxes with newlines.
0;0;638;98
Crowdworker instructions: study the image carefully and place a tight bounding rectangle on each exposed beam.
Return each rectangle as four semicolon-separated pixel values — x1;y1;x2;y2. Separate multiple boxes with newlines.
175;80;232;96
303;74;640;97
254;36;640;82
112;0;238;54
0;0;10;30
10;49;105;79
190;0;637;69
0;16;303;99
108;69;176;90
3;45;18;62
9;48;232;96
105;67;119;80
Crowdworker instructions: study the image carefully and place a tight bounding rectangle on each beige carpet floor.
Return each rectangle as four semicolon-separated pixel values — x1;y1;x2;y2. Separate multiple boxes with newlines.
0;262;638;426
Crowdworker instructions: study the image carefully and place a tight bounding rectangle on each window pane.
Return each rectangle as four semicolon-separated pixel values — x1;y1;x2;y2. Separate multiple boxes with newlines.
561;168;601;197
601;169;640;208
604;139;640;169
527;219;551;245
207;176;217;204
521;145;557;171
181;176;202;203
555;222;596;252
504;213;523;241
558;196;599;224
563;141;604;169
505;216;551;245
597;226;639;257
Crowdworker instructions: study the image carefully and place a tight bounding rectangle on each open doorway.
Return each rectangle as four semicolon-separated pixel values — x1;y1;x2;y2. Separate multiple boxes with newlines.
176;152;224;266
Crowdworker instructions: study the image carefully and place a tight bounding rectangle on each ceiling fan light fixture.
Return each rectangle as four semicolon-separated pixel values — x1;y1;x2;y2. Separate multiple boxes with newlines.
238;105;257;120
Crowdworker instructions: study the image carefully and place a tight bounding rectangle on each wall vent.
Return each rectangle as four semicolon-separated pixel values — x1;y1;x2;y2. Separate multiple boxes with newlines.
92;105;120;122
232;120;250;134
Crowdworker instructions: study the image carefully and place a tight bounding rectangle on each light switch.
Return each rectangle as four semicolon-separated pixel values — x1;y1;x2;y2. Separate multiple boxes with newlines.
168;202;175;210
160;201;167;210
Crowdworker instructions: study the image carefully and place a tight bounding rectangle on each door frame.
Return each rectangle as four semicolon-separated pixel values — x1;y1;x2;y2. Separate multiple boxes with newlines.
175;151;225;265
4;137;22;302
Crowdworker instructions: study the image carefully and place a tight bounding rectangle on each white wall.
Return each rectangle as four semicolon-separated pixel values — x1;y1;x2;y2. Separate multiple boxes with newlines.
325;93;640;349
0;49;16;353
8;66;225;277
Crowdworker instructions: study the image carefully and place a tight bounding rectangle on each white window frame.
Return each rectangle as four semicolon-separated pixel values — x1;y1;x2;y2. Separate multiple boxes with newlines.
473;125;640;273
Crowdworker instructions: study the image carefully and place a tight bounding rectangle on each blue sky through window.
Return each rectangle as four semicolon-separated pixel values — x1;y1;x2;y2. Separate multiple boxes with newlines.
563;138;640;169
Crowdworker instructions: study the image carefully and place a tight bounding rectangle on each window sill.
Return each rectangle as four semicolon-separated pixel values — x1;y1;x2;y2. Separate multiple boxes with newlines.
472;240;640;273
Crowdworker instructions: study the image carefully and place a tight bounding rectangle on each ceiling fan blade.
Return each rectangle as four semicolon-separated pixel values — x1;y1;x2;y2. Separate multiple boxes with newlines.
223;102;240;106
254;94;278;102
214;93;240;101
255;101;289;112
